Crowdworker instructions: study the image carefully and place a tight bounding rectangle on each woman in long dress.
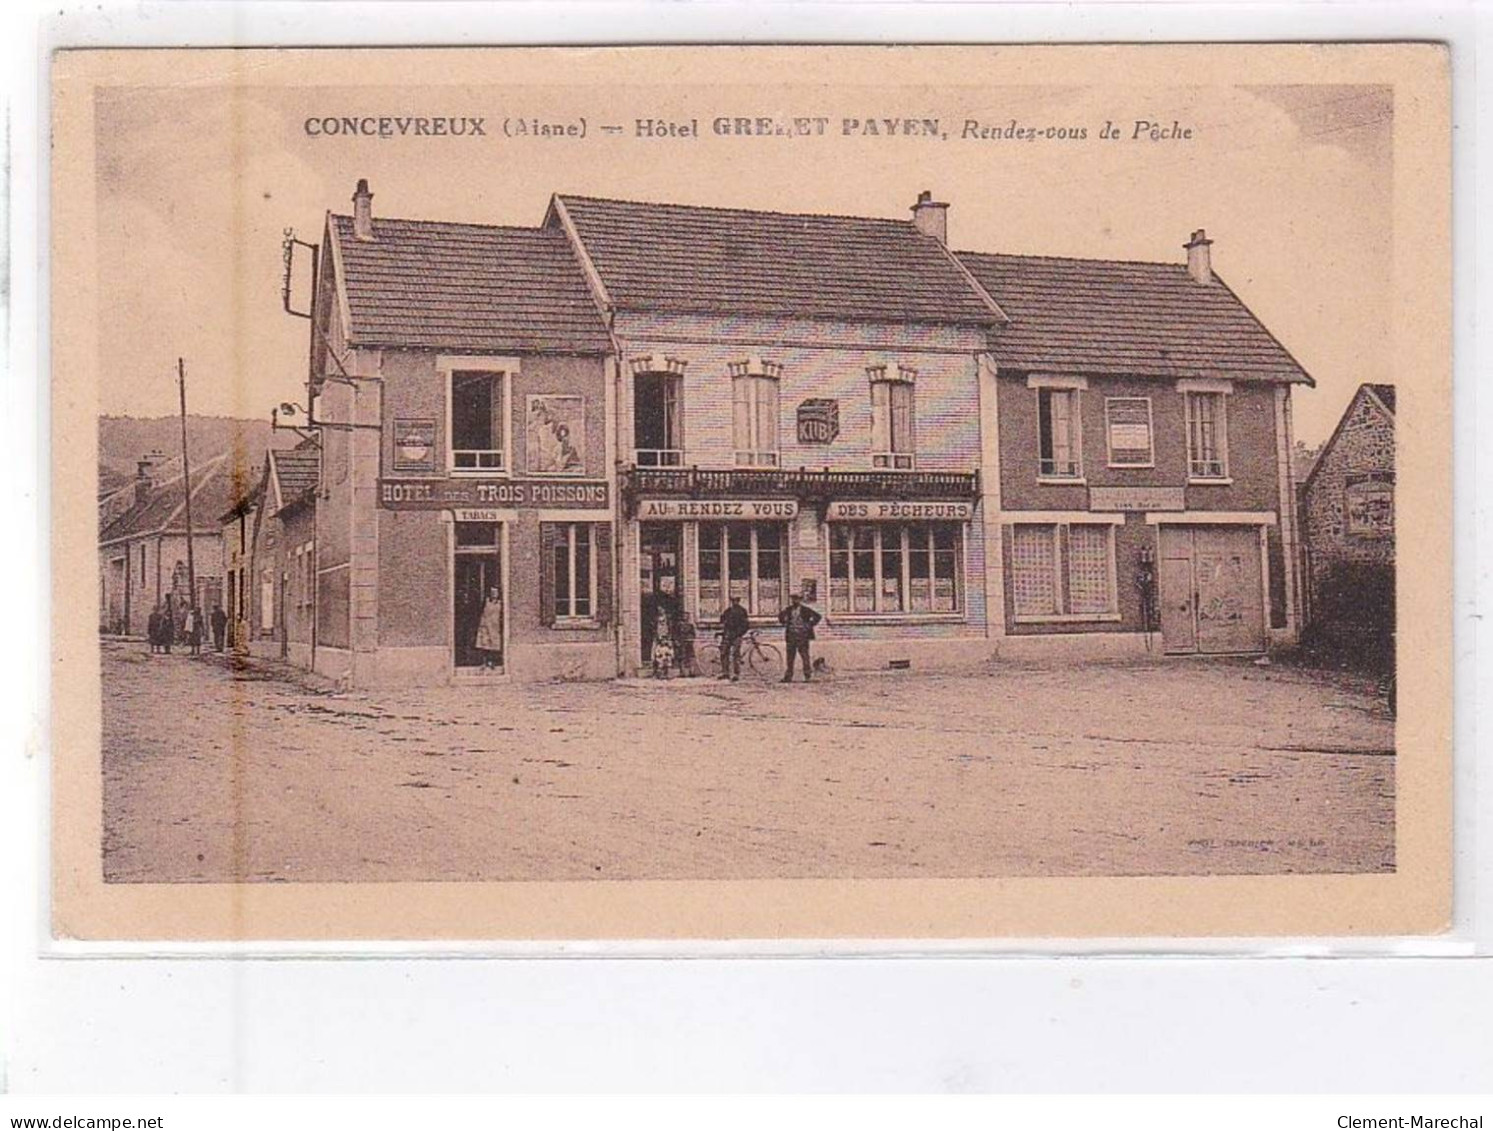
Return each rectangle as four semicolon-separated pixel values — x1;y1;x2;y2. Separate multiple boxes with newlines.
475;587;504;669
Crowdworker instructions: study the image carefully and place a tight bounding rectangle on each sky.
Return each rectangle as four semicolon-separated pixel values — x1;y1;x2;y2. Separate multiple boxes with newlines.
90;66;1393;445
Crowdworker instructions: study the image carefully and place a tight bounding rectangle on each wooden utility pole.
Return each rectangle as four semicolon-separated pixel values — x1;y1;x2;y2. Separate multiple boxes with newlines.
177;358;198;616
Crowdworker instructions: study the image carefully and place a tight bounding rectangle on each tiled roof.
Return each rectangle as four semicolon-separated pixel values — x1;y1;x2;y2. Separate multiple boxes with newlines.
958;252;1313;384
555;195;1005;327
270;446;320;511
100;453;257;544
330;214;612;354
1365;383;1396;414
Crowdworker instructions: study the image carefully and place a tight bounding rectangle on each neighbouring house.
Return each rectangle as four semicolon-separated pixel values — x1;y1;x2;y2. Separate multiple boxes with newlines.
1298;383;1395;665
549;191;1003;674
288;181;1315;684
221;441;320;664
306;180;615;685
99;451;240;637
960;231;1313;657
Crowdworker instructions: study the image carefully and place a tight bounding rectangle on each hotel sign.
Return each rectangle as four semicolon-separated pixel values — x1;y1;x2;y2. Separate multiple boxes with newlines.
1089;485;1185;513
379;478;610;510
636;498;800;520
827;500;974;521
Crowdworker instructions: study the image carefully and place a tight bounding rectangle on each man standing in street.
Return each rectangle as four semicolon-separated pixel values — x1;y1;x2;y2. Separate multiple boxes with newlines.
777;591;821;683
718;594;749;681
210;603;228;653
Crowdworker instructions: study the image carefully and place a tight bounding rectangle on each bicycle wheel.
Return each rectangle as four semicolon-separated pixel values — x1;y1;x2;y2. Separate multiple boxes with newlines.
695;641;721;676
748;640;782;680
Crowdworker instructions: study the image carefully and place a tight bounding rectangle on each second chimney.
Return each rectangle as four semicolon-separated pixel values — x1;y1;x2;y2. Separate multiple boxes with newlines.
135;451;162;505
352;178;375;241
910;190;949;245
1185;228;1214;285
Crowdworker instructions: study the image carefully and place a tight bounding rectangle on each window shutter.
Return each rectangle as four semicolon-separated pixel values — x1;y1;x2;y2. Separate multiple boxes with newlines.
539;522;558;627
595;523;614;627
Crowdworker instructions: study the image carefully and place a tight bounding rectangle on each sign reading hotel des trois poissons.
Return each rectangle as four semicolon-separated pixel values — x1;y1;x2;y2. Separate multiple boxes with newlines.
637;499;800;520
826;500;974;521
379;479;610;509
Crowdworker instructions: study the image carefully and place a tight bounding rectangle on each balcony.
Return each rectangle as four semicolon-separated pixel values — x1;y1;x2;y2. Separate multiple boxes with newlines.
621;464;980;517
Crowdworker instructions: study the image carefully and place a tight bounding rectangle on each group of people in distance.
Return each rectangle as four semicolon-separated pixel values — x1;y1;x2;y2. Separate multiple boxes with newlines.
652;591;823;683
145;600;229;656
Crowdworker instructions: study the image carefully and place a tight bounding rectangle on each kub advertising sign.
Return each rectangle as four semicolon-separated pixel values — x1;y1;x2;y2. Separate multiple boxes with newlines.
796;398;840;444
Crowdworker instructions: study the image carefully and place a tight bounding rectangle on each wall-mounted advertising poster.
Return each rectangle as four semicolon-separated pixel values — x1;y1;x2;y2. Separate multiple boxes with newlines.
526;395;585;476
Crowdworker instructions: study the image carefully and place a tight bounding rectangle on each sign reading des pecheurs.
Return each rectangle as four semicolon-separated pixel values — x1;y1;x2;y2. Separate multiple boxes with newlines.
380;478;610;509
797;398;840;444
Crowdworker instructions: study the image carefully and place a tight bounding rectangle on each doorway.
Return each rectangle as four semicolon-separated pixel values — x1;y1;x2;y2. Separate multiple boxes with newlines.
1158;525;1267;654
454;521;504;671
639;522;682;663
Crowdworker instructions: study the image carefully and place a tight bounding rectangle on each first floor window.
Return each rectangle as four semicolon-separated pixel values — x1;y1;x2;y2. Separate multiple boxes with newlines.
1185;391;1228;478
1038;386;1083;478
829;523;960;614
697;522;785;618
451;369;506;471
870;368;916;469
731;364;780;467
1010;523;1117;620
551;523;595;620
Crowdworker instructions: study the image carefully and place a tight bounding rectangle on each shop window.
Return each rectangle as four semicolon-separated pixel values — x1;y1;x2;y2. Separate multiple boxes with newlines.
1010;522;1118;621
450;370;507;472
869;365;916;470
829;523;960;615
1104;397;1154;467
730;358;781;467
697;522;785;618
1185;391;1229;479
1038;387;1083;479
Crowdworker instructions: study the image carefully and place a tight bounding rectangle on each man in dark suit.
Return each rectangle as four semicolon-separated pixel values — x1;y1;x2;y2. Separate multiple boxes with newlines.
718;595;750;681
777;591;821;682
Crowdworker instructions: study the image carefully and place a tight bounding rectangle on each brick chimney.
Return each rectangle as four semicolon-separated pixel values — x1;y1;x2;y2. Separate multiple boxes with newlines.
910;190;949;245
135;450;163;505
1185;228;1214;285
352;178;375;241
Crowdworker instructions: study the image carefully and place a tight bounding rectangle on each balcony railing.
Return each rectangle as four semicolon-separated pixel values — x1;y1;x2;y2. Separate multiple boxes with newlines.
621;465;980;514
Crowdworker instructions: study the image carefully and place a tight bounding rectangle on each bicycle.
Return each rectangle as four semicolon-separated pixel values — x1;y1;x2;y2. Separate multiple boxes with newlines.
696;628;783;681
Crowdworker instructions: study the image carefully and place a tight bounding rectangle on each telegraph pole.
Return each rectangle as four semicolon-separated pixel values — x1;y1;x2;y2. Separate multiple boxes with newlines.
177;358;198;617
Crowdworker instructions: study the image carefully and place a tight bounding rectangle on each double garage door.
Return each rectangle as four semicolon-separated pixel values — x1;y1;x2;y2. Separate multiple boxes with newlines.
1158;525;1267;655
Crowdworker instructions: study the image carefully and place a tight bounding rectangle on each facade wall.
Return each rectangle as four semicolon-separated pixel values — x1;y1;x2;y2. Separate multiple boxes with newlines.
1302;391;1395;569
996;372;1281;514
993;369;1294;650
328;347;617;685
1300;389;1394;646
615;314;991;675
101;532;223;637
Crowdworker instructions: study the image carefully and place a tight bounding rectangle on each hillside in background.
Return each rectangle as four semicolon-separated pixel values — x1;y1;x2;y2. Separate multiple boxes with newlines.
98;415;285;496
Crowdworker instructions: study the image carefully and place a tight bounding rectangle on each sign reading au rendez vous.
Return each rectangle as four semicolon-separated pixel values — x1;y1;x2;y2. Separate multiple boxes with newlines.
380;478;610;510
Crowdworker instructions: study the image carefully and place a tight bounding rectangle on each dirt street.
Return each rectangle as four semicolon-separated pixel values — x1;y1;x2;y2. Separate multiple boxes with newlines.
99;640;1394;882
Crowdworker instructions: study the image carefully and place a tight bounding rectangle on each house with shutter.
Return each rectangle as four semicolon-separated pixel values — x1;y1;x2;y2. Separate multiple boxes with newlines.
547;191;1005;674
959;233;1312;657
221;442;321;665
294;181;1313;683
306;180;616;685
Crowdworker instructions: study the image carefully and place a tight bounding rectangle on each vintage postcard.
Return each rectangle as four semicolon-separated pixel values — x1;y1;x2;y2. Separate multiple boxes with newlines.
50;44;1451;940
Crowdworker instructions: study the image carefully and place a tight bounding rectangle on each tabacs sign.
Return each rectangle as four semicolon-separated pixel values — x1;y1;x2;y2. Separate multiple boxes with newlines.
796;398;840;444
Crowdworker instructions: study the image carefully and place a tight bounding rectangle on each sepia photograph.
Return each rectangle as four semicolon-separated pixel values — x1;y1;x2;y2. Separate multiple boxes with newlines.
50;44;1451;938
